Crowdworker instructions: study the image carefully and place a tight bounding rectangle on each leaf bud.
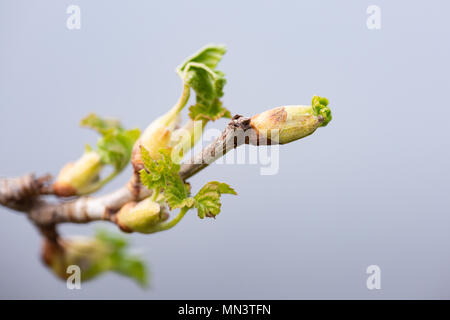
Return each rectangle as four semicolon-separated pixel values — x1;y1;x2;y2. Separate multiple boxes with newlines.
250;96;331;144
53;150;103;197
116;198;169;233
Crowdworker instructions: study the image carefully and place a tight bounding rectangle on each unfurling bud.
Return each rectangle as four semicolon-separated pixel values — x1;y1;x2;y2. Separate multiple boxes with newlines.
53;151;103;197
250;96;331;145
116;198;169;233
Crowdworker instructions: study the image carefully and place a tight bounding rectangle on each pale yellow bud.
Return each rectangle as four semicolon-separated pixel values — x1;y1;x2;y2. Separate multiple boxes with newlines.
53;151;103;196
132;85;190;169
116;198;169;233
251;105;323;144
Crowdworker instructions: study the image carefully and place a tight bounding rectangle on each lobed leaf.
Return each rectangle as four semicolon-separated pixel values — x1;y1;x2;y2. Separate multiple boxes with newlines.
80;113;123;134
177;44;231;122
164;178;194;210
80;113;140;172
193;181;237;219
94;229;148;286
140;148;192;210
189;98;231;122
177;44;227;75
140;147;180;193
97;128;141;171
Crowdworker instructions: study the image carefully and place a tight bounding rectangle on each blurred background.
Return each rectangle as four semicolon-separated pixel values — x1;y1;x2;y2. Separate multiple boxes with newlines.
1;0;449;299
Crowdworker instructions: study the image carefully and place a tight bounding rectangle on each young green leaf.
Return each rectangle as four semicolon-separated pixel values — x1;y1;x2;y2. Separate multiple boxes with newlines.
113;255;148;287
95;229;148;287
176;44;231;122
95;228;128;250
140;147;180;192
140;147;194;210
311;95;332;127
183;63;224;105
53;114;141;196
189;97;231;121
164;179;194;209
81;113;140;172
177;44;227;75
193;181;237;219
80;113;123;134
97;128;141;171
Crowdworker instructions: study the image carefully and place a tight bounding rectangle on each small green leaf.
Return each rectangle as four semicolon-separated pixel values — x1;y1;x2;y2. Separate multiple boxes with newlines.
176;44;231;122
140;169;159;192
139;146;155;173
140;147;180;192
189;99;231;122
95;228;128;250
80;113;141;172
311;95;332;127
193;181;237;219
140;148;196;210
140;147;193;210
215;182;237;195
165;180;194;209
177;44;227;75
94;229;148;287
80;113;123;134
113;255;148;287
183;63;224;105
97;128;141;171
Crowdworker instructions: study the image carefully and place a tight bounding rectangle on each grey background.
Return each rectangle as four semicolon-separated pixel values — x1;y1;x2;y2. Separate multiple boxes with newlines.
1;0;449;299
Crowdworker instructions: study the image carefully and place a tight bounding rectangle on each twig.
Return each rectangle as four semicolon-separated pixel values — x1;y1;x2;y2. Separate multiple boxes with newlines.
0;115;259;229
179;115;262;178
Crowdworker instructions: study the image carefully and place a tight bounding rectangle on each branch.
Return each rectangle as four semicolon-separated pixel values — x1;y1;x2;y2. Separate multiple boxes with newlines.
0;116;253;228
0;174;52;211
1;104;325;229
179;115;261;178
28;175;150;225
